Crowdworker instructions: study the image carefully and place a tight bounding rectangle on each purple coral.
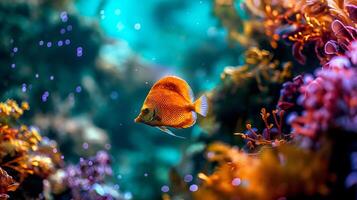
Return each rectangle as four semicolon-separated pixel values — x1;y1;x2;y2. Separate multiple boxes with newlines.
293;41;357;138
278;75;304;110
324;20;357;57
65;151;120;200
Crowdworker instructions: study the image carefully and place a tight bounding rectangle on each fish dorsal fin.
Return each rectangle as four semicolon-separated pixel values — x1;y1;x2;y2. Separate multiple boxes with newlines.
157;126;185;139
152;76;194;102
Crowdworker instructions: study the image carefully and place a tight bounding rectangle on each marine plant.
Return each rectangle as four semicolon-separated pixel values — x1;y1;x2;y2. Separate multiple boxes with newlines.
166;1;357;200
0;100;62;199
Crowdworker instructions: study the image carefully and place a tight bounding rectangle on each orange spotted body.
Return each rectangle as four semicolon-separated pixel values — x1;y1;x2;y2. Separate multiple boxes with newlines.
145;87;194;128
135;76;208;138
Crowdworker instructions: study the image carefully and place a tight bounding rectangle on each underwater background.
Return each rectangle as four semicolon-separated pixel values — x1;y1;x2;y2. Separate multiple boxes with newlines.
0;0;357;199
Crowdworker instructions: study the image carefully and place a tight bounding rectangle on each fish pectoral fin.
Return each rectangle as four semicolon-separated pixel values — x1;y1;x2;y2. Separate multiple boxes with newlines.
156;126;185;139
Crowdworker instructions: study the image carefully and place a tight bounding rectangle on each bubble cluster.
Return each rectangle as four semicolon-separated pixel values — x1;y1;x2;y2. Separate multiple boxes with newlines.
60;11;68;23
21;83;27;92
76;47;83;57
100;10;105;20
42;91;50;102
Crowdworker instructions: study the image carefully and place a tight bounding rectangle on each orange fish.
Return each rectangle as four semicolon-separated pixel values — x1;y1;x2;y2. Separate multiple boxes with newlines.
134;76;208;138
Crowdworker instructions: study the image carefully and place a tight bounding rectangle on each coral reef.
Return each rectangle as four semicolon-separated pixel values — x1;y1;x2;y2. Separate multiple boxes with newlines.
201;47;292;136
195;142;331;200
168;1;357;200
0;100;61;199
0;100;123;199
1;0;357;199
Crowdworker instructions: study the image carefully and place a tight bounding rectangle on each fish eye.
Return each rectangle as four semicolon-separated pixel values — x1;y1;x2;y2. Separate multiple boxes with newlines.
140;108;155;122
142;108;150;115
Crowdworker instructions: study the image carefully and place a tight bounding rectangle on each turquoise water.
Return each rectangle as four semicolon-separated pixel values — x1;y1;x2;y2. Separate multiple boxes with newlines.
76;0;239;91
74;1;241;198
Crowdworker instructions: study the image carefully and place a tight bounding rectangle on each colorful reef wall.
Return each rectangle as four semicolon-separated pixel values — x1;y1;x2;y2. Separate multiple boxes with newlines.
0;0;357;199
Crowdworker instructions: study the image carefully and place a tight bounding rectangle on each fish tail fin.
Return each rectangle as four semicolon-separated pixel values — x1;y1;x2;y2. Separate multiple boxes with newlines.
193;95;208;117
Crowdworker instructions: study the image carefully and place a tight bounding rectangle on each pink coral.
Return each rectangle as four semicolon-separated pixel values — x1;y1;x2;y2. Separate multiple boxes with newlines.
293;41;357;138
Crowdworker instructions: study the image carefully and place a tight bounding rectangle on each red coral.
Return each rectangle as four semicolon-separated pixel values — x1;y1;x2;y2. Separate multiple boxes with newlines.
0;167;18;199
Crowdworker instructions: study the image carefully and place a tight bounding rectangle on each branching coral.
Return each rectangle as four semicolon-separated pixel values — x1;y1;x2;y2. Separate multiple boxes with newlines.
0;167;18;200
243;0;357;64
277;75;304;110
236;108;288;150
63;151;121;200
189;2;357;200
213;0;264;47
292;41;357;138
201;47;292;135
222;47;292;91
0;100;123;199
216;0;356;64
0;100;62;199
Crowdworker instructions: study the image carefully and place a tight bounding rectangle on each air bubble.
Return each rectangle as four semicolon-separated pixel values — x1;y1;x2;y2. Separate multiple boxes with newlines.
184;174;193;182
161;185;169;193
134;23;141;30
58;40;63;46
232;178;241;186
82;142;89;149
60;11;68;22
60;28;66;34
76;47;83;57
75;86;82;93
66;25;73;31
189;184;198;192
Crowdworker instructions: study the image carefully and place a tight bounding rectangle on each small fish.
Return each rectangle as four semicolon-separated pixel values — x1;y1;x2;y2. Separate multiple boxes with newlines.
134;76;208;138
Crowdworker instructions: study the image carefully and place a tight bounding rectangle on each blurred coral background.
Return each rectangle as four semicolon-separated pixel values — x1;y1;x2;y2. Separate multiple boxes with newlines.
0;0;356;200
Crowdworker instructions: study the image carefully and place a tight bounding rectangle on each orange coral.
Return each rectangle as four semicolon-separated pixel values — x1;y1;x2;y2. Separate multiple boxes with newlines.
244;0;357;64
195;142;332;200
0;167;18;200
0;100;62;198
